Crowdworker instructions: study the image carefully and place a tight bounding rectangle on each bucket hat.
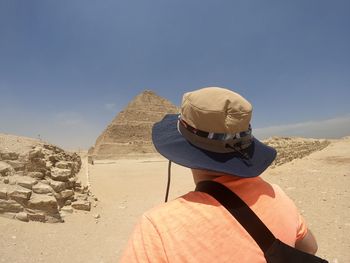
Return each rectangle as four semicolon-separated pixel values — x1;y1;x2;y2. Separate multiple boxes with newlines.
152;87;276;178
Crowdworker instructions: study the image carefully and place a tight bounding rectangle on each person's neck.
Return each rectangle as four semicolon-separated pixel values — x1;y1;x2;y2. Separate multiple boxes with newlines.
191;169;240;185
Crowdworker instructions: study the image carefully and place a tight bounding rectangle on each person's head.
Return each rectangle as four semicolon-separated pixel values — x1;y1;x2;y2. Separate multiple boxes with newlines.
152;87;276;179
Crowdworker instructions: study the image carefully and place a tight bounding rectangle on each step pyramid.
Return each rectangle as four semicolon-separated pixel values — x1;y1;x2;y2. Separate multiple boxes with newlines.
92;90;179;159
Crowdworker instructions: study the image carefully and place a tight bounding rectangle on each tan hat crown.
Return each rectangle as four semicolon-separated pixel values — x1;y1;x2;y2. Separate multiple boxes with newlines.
180;87;253;134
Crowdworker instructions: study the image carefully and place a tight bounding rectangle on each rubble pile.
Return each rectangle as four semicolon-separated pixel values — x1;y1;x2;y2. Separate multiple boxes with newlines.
264;137;330;167
0;144;92;223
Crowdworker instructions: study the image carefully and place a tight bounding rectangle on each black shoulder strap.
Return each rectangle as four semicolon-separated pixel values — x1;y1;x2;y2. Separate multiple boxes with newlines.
195;180;276;253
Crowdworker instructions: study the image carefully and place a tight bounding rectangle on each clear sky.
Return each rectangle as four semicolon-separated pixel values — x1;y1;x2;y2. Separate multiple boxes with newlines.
0;0;349;149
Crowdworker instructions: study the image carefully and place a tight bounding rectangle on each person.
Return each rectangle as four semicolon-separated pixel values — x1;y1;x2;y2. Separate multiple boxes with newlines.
119;87;318;263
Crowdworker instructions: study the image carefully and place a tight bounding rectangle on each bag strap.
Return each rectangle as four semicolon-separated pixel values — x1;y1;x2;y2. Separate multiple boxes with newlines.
195;180;276;253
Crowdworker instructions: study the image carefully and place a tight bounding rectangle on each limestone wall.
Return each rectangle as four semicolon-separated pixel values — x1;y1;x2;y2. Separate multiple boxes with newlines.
0;144;92;223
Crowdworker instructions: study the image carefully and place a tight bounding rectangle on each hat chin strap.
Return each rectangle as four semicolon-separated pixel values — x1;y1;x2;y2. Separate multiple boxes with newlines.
164;160;172;202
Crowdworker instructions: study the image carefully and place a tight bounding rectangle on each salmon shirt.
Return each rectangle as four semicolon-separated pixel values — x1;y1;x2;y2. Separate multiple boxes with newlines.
119;176;307;263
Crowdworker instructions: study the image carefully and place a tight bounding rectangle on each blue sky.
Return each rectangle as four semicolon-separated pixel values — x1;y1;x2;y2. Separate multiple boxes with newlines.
0;0;349;149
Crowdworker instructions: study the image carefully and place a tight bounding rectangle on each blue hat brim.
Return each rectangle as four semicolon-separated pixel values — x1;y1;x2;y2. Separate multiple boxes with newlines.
152;114;277;178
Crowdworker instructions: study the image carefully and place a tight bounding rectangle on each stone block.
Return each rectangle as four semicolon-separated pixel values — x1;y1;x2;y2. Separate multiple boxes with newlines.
48;155;59;164
45;214;63;223
55;161;73;169
17;177;38;190
28;149;45;159
60;206;73;213
76;193;88;201
5;160;25;171
59;189;74;199
28;158;47;169
28;193;58;213
15;212;29;222
32;183;53;194
27;212;46;222
28;171;45;179
0;186;8;199
1;152;19;160
8;185;32;201
0;199;23;213
0;161;14;177
72;200;91;211
48;180;66;192
50;168;71;182
66;177;76;189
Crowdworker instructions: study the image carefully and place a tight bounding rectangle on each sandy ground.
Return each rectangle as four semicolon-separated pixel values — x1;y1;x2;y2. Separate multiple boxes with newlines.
0;138;349;263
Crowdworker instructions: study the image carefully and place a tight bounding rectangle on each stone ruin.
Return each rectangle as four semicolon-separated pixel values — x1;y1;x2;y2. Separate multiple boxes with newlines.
92;90;178;159
0;143;93;223
263;137;330;167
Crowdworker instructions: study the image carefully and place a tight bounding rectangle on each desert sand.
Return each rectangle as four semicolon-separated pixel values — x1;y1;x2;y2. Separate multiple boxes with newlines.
0;137;349;263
